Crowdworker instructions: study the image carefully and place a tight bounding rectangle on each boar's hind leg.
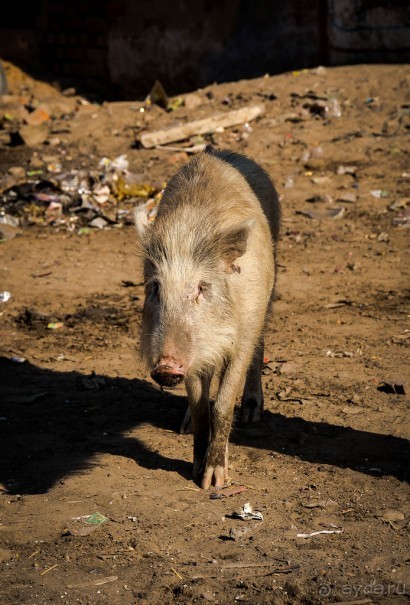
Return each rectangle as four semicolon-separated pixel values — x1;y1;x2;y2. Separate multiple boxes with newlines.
241;337;264;424
185;372;213;482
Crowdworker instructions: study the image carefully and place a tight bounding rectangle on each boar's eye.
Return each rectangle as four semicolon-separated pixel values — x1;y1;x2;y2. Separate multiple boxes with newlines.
195;281;210;303
148;279;160;301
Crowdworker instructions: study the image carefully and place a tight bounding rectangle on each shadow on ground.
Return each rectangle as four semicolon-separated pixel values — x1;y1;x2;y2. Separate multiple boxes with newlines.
0;357;408;494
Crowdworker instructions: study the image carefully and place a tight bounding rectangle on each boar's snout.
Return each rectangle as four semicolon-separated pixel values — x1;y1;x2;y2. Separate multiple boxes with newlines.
151;357;185;388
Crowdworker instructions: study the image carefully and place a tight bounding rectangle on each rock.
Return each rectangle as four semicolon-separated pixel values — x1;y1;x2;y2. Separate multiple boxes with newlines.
29;153;44;168
184;93;203;110
19;123;48;147
0;224;22;241
8;166;25;179
25;104;51;126
337;192;357;203
0;549;14;563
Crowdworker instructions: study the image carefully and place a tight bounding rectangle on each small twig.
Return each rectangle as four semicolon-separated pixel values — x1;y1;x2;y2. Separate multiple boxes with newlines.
247;564;300;577
221;561;291;571
40;563;58;576
171;567;183;580
28;550;40;559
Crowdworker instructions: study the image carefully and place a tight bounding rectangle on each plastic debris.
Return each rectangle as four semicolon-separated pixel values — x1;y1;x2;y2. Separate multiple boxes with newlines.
63;511;109;537
89;217;108;229
11;356;26;363
47;322;64;329
113;174;155;201
84;512;109;525
370;189;390;198
377;381;406;395
297;529;343;538
0;291;12;302
296;207;346;220
146;80;169;109
337;165;357;176
98;154;129;173
393;206;410;226
230;502;264;521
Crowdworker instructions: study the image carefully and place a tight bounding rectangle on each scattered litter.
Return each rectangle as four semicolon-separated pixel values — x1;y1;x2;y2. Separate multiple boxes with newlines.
229;502;263;521
311;175;330;185
85;512;109;525
47;321;64;329
296;529;343;538
64;512;109;536
66;576;118;589
296;206;345;220
11;356;26;363
0;291;12;303
302;97;341;119
377;381;406;395
210;484;247;499
326;349;354;358
337;165;357;176
388;198;408;211
393;206;410;226
323;299;353;309
89;217;108;229
0;214;20;227
0;154;160;231
370;189;390;198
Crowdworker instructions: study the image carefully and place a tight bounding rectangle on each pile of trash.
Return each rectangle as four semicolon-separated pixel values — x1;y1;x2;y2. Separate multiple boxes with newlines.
0;154;162;234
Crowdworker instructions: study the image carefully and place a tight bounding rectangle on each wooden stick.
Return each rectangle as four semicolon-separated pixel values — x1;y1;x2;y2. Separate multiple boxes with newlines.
40;563;58;576
139;105;264;148
221;561;291;571
332;599;373;605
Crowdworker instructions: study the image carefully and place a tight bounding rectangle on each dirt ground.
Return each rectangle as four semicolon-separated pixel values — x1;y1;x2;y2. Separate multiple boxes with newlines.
0;61;409;605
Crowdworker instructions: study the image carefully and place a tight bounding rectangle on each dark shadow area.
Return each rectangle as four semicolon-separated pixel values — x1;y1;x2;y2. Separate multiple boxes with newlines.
1;1;409;101
0;356;408;495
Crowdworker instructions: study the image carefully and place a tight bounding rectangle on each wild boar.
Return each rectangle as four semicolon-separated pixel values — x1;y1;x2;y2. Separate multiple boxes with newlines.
134;146;280;489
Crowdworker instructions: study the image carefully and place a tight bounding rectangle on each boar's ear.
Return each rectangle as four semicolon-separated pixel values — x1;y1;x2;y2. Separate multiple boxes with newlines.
133;204;153;257
219;219;253;273
134;204;149;239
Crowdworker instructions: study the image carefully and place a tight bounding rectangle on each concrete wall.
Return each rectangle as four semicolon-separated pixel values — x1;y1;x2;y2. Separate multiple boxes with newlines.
0;0;409;100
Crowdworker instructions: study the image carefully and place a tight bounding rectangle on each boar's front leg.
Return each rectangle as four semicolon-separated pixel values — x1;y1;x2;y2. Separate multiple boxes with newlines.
185;371;213;482
241;336;264;424
201;357;250;489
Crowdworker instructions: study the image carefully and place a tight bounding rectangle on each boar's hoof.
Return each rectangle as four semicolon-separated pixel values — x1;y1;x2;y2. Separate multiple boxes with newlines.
151;365;185;388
